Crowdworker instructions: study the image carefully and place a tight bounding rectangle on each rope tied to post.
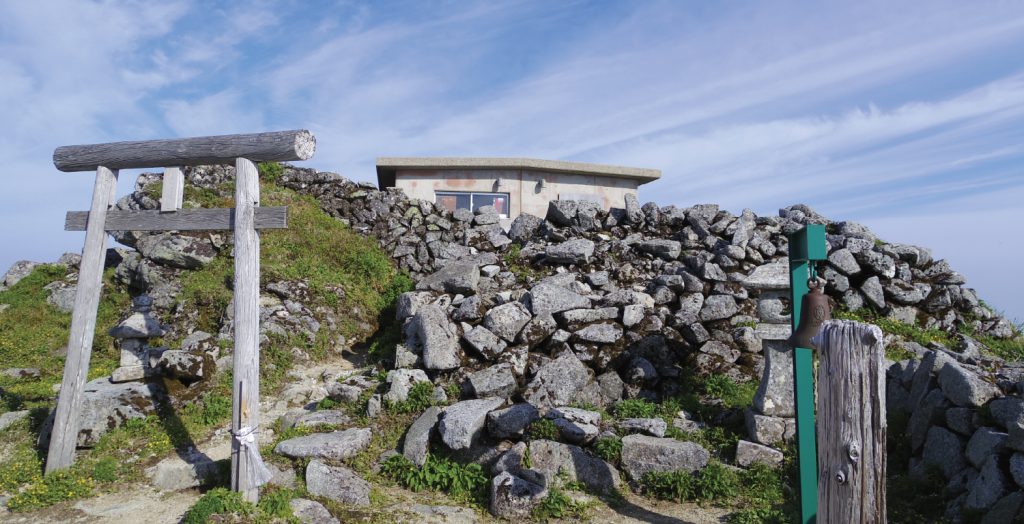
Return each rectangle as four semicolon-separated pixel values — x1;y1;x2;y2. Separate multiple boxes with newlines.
231;425;274;487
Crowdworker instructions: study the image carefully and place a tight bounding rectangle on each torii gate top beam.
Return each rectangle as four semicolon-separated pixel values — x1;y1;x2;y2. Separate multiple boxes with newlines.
52;130;315;172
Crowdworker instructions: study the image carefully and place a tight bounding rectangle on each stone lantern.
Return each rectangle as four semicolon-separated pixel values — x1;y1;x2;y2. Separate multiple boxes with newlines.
109;295;165;383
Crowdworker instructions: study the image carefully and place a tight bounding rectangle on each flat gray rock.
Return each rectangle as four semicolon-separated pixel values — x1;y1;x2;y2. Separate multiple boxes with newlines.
699;295;737;321
529;439;621;494
966;455;1010;512
38;377;165;448
305;459;371;506
439;398;505;450
938;362;999;408
483;302;532;342
487;403;540;439
412;304;462;370
293;410;351;428
636;239;681;261
522;352;591;409
620;434;709;481
290;498;339;524
735;440;783;467
618;418;667;437
490;471;547;519
462;325;507;360
274;428;372;461
574;322;623;344
526;283;591;316
404;406;442;467
467;364;517;399
416;261;480;295
545;239;595;265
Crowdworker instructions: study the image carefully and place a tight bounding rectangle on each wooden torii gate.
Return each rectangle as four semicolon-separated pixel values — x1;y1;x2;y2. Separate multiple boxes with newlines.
47;130;315;502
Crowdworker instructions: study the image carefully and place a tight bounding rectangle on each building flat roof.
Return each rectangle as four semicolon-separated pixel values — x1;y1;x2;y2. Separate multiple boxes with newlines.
375;156;661;188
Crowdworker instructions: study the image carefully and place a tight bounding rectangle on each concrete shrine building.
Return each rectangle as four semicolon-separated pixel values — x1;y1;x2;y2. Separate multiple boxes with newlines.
375;157;661;221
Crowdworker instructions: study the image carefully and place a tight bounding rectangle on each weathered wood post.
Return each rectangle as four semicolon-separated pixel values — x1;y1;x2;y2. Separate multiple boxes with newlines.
813;319;887;523
46;166;119;473
48;131;315;504
232;157;262;502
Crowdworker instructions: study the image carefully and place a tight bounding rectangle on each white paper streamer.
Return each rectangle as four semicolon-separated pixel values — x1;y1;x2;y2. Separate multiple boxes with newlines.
233;425;274;487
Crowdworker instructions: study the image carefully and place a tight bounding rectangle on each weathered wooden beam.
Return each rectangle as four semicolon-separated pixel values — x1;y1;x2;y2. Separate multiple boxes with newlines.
161;167;184;212
53;130;316;172
46;166;119;474
815;319;886;522
231;157;262;503
65;207;288;231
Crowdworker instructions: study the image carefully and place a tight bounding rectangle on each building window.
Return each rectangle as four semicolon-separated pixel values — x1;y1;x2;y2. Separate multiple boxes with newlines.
436;191;509;218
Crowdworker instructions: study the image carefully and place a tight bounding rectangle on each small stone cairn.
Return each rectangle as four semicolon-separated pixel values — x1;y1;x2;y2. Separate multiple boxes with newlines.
109;295;165;382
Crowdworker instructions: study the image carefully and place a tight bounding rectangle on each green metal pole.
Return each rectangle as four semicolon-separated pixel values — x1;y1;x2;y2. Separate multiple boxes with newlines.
788;224;826;524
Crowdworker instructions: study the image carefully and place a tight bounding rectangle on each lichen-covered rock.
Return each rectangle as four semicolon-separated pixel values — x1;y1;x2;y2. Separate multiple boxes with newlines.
305;460;371;506
490;471;547;519
620;434;710;480
416;261;480;295
439;398;505;450
526;283;591;316
529;439;620;494
463;325;507;360
136;232;217;269
274;428;372;461
735;440;783;467
938;362;1000;408
384;368;430;404
411;304;462;370
466;364;517;399
483;302;532;342
618;418;667;437
38;377;166;448
545;239;595;265
487;403;539;439
522;352;591;408
404;406;442;467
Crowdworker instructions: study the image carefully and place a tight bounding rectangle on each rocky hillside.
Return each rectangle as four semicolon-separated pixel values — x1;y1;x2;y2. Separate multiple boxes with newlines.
0;162;1022;523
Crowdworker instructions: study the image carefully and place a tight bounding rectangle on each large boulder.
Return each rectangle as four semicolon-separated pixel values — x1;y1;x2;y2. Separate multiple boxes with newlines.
636;239;681;261
526;283;591;316
490;471;547;519
411;305;462;370
0;260;39;291
136;232;217;269
938;362;1000;408
305;459;371;506
508;213;544;242
274;428;372;461
403;406;442;467
439;398;505;450
620;435;710;481
416;261;480;295
522;352;592;409
545;239;595;265
39;377;166;448
487;403;540;439
528;439;621;494
466;364;518;399
483;302;533;342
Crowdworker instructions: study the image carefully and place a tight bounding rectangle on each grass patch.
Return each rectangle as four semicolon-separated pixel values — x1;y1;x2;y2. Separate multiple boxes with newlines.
613;399;658;419
702;374;757;410
834;307;953;350
379;453;489;506
0;265;130;411
527;418;559;441
593;436;622;465
385;381;436;414
533;487;592;521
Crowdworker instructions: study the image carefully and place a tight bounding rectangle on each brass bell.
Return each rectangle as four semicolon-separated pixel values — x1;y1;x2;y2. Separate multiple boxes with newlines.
787;277;831;350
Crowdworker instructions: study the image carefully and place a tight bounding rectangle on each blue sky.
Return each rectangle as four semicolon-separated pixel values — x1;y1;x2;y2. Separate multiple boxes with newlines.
1;0;1022;322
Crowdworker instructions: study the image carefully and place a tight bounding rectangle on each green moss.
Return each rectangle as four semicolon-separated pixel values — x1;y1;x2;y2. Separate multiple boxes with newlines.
613;399;658;419
528;418;560;441
385;381;436;414
702;374;757;409
833;307;953;348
